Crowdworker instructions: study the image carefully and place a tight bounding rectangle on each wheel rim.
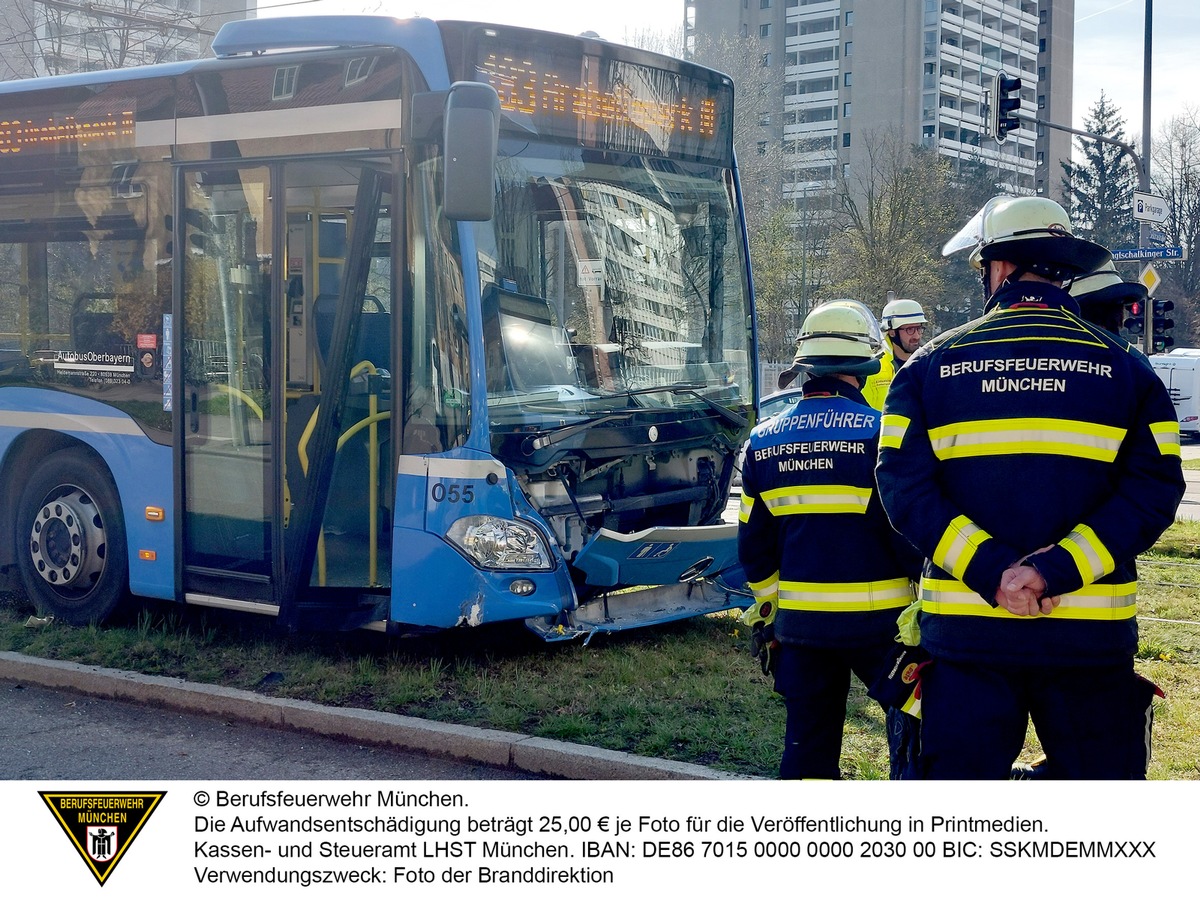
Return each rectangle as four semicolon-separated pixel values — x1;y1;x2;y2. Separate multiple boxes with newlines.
28;486;107;599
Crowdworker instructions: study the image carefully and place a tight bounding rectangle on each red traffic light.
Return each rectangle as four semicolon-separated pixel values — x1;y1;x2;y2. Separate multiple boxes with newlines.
1128;301;1142;316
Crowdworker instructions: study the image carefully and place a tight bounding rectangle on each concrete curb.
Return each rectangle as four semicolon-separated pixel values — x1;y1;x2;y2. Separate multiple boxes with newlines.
0;652;745;781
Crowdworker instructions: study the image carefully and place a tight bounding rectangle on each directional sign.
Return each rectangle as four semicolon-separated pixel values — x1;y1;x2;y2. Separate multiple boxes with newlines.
1110;246;1185;261
1133;191;1169;224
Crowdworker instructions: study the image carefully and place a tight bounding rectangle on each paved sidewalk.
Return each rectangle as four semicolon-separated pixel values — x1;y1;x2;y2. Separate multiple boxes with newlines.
0;652;745;781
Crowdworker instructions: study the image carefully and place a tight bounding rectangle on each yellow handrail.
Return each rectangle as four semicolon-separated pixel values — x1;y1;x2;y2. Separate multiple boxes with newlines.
295;360;389;587
214;383;265;420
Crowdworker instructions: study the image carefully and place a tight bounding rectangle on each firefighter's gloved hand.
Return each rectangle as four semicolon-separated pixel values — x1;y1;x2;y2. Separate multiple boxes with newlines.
750;622;779;676
740;599;779;676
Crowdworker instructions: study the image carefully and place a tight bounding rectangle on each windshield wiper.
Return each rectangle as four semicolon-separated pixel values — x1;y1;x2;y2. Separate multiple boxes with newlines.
522;413;633;454
522;384;748;454
603;383;749;430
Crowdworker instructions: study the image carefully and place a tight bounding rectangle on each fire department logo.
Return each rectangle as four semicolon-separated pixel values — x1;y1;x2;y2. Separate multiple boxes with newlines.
40;791;166;886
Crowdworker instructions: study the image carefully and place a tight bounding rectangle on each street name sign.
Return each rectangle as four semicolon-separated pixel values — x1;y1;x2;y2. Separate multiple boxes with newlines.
1110;246;1185;261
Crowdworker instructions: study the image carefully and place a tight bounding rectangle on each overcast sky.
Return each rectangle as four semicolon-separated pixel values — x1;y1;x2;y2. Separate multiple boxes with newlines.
261;0;1194;145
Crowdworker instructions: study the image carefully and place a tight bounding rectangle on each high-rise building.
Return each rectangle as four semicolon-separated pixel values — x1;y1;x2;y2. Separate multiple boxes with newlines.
0;0;255;81
685;0;1074;205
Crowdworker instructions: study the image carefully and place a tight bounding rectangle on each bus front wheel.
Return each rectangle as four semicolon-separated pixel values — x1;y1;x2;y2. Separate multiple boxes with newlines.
16;448;129;625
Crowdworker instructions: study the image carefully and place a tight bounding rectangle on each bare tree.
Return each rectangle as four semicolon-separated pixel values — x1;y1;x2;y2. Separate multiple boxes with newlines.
0;0;215;79
618;23;686;58
750;207;806;362
689;32;787;230
825;129;962;320
1151;108;1200;345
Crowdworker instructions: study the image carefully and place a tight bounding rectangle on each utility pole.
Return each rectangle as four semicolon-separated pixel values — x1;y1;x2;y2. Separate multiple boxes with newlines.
1140;0;1153;252
1141;0;1154;349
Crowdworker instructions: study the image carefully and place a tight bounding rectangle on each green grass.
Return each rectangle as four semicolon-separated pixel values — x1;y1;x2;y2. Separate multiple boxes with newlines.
3;520;1200;780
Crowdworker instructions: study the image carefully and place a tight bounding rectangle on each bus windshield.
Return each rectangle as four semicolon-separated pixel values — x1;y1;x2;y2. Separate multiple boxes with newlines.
472;141;752;424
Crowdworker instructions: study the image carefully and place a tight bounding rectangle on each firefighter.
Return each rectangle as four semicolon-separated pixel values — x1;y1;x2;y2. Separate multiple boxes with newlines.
861;296;928;410
876;195;1185;780
1068;257;1148;336
1011;257;1151;781
738;300;922;780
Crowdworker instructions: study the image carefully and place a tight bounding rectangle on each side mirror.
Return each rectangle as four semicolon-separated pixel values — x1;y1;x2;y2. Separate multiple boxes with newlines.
442;81;499;222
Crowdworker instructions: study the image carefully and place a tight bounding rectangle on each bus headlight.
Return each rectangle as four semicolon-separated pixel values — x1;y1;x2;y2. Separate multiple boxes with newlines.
446;516;553;571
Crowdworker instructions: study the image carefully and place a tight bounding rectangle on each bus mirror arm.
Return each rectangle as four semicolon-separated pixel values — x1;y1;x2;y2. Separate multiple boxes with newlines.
409;91;448;144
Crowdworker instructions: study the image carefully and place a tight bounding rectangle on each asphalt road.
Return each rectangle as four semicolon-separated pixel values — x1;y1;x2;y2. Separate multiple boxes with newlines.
0;653;735;782
0;679;534;781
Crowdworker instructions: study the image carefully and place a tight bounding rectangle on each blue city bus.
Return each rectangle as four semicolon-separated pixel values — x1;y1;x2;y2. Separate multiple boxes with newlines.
0;16;757;638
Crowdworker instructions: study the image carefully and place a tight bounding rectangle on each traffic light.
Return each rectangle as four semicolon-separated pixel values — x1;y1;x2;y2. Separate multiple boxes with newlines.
1152;298;1175;353
1123;299;1145;336
989;70;1023;143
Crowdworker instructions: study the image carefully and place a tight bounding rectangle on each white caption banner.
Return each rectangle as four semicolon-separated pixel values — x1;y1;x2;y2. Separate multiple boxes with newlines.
2;780;1193;896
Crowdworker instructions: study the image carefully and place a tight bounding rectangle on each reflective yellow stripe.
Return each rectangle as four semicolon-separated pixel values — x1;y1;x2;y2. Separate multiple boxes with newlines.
880;414;909;450
739;493;755;523
778;577;914;612
1060;524;1115;583
1150;420;1181;457
928;417;1126;462
932;515;991;581
920;577;1137;620
761;483;872;515
949;309;1107;348
748;572;779;601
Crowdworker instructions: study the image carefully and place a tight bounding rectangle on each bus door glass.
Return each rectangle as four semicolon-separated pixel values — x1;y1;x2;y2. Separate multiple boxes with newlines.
282;159;395;596
181;158;397;607
180;165;274;593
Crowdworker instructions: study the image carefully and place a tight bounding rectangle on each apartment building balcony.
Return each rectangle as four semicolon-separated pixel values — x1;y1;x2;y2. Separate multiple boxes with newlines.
786;59;840;79
788;0;840;19
786;30;840;51
785;121;839;140
783;139;839;160
785;89;839;108
976;0;1039;30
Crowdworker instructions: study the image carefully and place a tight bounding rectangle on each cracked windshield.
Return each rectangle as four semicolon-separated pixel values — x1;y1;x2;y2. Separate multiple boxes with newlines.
472;145;752;425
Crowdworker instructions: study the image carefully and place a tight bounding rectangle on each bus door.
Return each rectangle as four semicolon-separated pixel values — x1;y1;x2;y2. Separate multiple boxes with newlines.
180;163;275;606
180;160;397;626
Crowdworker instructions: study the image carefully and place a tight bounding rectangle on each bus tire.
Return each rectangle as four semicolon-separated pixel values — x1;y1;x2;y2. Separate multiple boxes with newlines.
16;448;128;625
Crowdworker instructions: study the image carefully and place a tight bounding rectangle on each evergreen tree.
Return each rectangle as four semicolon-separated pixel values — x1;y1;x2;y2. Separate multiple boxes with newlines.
1060;93;1139;252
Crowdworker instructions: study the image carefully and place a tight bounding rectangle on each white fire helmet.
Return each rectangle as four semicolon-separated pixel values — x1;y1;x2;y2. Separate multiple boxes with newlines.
942;195;1109;280
787;300;883;379
880;297;928;331
1067;259;1147;305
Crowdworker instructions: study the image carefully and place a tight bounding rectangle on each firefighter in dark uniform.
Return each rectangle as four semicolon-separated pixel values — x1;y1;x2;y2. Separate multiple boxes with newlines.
876;196;1185;780
1068;257;1148;336
1011;258;1152;780
738;301;921;780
